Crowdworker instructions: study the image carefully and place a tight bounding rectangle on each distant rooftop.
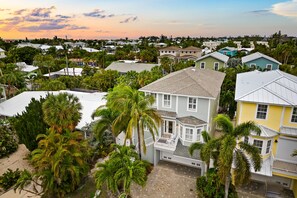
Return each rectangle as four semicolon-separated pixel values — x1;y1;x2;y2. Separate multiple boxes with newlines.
105;62;159;73
196;51;229;63
242;52;281;65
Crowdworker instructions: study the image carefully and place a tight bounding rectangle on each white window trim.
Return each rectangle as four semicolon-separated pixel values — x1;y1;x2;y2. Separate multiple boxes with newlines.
162;94;171;108
266;64;272;70
200;62;205;69
255;104;269;120
196;128;202;142
185;127;194;142
253;139;263;155
162;119;175;134
187;97;198;112
214;62;219;71
250;63;256;69
290;107;297;123
266;140;271;154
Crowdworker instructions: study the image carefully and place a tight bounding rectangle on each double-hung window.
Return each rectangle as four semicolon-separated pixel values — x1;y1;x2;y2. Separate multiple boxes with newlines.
188;97;197;111
200;62;205;69
163;94;171;108
244;136;249;144
266;140;271;154
214;62;219;71
196;129;202;142
185;128;193;141
291;107;297;123
266;64;272;71
253;140;263;153
256;104;268;119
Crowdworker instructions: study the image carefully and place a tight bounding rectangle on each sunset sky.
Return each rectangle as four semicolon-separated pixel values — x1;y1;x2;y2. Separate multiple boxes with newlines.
0;0;297;39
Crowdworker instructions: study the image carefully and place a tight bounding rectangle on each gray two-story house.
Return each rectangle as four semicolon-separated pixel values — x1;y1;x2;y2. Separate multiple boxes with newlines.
139;67;225;175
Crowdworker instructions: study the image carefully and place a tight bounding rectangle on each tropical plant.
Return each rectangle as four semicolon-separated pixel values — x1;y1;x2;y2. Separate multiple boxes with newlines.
15;129;91;197
33;54;55;77
38;79;67;91
95;145;148;196
292;149;297;157
42;93;82;133
106;85;161;159
214;114;262;198
0;169;21;190
10;97;49;151
0;124;18;158
189;131;220;172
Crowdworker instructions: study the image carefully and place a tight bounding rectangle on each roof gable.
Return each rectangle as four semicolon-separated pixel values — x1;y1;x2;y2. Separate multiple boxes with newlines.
242;52;281;65
196;51;229;63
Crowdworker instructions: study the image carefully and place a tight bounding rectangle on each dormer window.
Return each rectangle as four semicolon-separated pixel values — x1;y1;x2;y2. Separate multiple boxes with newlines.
266;64;272;71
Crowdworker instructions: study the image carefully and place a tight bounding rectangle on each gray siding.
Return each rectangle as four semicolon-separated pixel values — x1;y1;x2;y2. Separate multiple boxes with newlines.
177;96;209;122
275;137;297;163
208;96;219;134
141;144;154;163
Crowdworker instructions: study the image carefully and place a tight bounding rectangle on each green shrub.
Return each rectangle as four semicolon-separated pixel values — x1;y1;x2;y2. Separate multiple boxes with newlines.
196;168;238;198
0;169;21;190
0;125;18;158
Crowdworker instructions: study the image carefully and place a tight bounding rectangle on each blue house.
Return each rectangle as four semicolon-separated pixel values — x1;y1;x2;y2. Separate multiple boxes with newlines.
218;47;238;57
242;52;281;70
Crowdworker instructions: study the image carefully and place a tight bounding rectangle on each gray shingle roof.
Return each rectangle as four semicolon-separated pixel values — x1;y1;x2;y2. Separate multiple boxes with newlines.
174;141;201;160
157;110;177;118
177;116;206;126
105;62;158;73
242;52;281;65
196;51;229;63
140;67;225;98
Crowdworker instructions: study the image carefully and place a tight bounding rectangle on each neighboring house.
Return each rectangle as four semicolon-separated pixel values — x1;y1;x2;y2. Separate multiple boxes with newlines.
195;51;229;71
0;90;106;130
202;41;222;50
218;47;238;57
82;47;99;53
242;52;281;70
0;48;6;59
105;62;158;74
43;68;83;77
158;46;202;63
69;58;97;67
235;70;297;197
137;68;225;174
16;62;38;73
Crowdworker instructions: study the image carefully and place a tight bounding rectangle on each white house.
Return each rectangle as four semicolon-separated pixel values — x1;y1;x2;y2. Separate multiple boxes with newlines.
0;48;6;59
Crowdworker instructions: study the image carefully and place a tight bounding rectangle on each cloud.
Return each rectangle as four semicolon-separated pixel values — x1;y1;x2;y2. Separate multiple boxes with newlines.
120;16;137;23
248;10;270;15
271;0;297;17
96;30;110;33
56;14;71;19
30;6;55;18
0;9;10;12
19;23;68;32
83;9;114;18
12;9;28;15
68;25;88;30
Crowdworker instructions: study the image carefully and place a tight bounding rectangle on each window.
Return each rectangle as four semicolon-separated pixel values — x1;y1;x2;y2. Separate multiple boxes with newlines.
214;62;219;71
200;62;205;69
256;104;268;119
196;129;201;142
250;63;256;69
188;97;197;111
244;136;249;144
291;107;297;123
266;140;271;154
163;94;171;108
185;128;193;141
266;64;272;71
253;140;263;153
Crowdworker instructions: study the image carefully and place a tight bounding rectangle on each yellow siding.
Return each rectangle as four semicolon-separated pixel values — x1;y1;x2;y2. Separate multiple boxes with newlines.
236;102;241;125
272;136;278;156
293;179;297;198
283;107;297;128
239;102;282;131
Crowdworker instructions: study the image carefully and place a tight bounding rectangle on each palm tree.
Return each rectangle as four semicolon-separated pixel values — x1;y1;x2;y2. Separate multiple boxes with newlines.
42;93;82;133
106;85;161;159
189;131;220;172
91;106;125;143
292;149;297;157
95;145;147;196
33;54;55;77
214;114;262;198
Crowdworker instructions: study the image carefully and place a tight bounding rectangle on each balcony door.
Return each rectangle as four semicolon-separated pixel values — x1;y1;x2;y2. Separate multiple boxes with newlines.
162;120;174;134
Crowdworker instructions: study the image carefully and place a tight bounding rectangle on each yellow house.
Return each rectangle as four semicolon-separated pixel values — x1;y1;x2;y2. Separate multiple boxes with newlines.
235;70;297;197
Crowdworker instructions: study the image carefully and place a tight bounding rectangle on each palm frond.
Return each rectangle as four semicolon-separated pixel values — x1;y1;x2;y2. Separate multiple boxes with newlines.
233;121;261;137
214;114;234;134
238;142;262;171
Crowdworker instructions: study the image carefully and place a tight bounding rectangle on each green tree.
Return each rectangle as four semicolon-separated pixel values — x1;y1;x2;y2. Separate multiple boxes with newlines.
214;114;262;198
10;97;49;151
15;129;91;197
38;79;67;91
95;145;148;196
33;54;55;77
6;46;40;64
106;85;161;159
189;131;219;172
0;124;18;158
42;93;82;133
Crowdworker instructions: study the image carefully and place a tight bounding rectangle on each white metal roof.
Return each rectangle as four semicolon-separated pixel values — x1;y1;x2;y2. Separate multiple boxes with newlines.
43;68;83;77
105;62;158;73
0;48;5;52
82;47;99;53
0;90;106;130
280;126;297;137
16;62;38;72
242;52;281;65
251;125;278;138
235;70;297;106
196;51;229;63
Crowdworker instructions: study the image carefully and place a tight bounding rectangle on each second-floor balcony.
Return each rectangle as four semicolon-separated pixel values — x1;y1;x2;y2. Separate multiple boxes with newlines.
154;133;178;152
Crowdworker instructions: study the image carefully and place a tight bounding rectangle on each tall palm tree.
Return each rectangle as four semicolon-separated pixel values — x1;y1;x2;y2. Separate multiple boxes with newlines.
214;114;262;198
106;85;161;159
33;54;55;78
42;93;82;133
189;131;220;172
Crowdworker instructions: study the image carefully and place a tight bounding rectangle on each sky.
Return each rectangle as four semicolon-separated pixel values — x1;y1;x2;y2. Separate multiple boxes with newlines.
0;0;297;39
